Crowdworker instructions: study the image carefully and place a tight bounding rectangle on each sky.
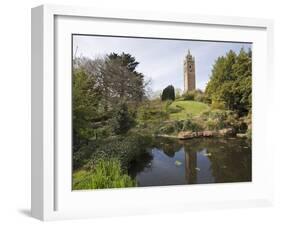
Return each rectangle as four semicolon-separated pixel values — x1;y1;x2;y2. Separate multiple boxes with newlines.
73;35;252;92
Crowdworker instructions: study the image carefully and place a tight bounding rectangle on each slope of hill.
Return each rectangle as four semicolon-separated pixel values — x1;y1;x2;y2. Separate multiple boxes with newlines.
168;100;209;120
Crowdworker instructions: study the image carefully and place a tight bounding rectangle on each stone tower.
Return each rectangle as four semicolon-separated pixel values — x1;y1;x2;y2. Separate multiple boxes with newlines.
184;50;196;92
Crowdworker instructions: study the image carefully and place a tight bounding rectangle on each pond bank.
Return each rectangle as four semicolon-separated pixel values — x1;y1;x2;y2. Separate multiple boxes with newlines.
156;128;247;140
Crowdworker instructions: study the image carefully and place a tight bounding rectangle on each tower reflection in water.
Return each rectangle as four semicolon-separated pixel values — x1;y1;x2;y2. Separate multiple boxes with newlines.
184;147;197;184
131;137;251;186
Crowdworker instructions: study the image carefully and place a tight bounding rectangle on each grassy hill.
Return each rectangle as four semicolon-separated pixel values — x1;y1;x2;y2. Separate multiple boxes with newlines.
168;100;209;120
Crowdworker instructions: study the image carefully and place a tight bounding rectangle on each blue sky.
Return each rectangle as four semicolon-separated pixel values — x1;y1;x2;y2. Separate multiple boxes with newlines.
73;35;252;92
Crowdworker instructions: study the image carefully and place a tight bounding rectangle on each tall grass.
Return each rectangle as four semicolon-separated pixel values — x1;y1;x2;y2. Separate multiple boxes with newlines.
73;159;136;190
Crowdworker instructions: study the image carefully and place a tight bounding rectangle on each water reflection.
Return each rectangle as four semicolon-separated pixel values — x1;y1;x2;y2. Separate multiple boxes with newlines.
129;137;251;187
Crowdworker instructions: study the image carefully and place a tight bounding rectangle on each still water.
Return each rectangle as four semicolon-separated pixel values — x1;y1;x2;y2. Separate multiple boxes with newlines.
129;137;252;186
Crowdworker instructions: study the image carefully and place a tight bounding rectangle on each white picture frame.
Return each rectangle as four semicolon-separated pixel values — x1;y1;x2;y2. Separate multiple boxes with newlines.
31;4;274;221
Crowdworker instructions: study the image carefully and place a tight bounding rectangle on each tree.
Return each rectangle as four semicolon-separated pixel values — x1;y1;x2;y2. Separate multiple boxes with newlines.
107;52;145;102
74;53;147;112
108;52;139;72
110;102;135;135
161;85;175;101
72;68;101;145
205;48;252;115
231;49;252;114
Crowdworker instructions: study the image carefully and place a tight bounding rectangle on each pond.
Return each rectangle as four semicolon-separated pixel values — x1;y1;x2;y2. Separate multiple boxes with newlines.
129;137;252;187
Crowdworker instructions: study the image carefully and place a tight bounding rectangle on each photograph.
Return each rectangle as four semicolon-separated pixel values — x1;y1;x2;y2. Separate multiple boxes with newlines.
72;35;252;190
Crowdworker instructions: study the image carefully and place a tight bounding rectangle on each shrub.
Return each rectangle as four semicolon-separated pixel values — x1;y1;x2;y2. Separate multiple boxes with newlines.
205;119;218;130
201;109;239;130
73;145;96;170
183;92;195;100
183;118;202;131
156;117;203;133
174;120;184;132
157;124;175;134
211;101;225;110
194;92;205;102
138;101;169;122
73;159;136;190
94;125;112;139
161;85;175;101
91;133;151;170
182;90;205;102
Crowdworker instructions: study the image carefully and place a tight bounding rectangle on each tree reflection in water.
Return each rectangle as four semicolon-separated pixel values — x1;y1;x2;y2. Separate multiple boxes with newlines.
129;137;251;187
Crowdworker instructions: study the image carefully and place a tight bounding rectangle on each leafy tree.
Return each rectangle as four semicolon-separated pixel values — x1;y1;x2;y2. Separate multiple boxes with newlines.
75;54;147;112
110;102;135;135
205;48;252;115
231;49;252;114
108;52;139;72
107;52;145;102
72;68;101;145
161;85;175;101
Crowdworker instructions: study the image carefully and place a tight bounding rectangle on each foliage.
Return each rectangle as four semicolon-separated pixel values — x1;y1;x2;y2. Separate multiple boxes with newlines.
205;48;252;115
73;145;95;170
74;53;147;115
72;69;101;145
182;118;203;132
161;85;175;101
107;52;146;102
182;89;206;102
73;53;148;145
87;133;152;171
73;159;136;190
183;91;195;100
137;100;169;122
156;115;203;135
200;110;239;130
157;123;176;134
110;102;135;135
72;49;253;189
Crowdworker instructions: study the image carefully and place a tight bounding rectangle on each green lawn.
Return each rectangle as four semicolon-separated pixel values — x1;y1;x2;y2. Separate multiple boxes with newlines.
168;100;209;120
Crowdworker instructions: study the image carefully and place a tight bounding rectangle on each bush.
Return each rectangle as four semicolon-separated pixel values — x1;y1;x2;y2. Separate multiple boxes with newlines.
183;118;202;131
137;100;170;122
73;159;136;190
201;110;239;130
182;90;205;102
161;85;175;101
91;133;151;170
73;144;97;170
157;124;176;134
194;92;205;102
183;92;195;100
94;126;112;139
205;119;218;130
156;118;203;135
211;101;226;110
